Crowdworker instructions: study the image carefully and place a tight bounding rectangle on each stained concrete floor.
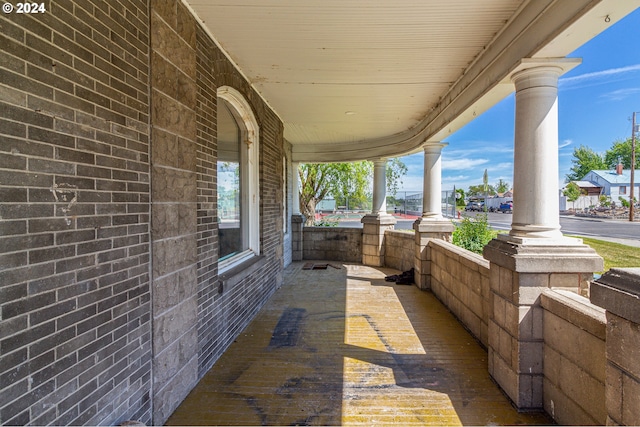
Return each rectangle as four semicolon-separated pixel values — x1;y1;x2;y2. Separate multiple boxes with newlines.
166;262;552;426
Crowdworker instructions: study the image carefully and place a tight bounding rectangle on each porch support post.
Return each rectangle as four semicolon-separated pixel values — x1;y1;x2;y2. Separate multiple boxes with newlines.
362;158;396;266
484;65;603;410
591;268;640;426
413;142;454;290
291;162;305;261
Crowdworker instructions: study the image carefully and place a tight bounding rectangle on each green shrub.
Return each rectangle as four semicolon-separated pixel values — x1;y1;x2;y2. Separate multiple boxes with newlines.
452;214;497;254
314;218;338;227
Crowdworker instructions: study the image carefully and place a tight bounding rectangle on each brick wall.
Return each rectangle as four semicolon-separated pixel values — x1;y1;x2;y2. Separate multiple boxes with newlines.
150;2;286;424
0;1;152;425
1;0;286;425
195;26;285;378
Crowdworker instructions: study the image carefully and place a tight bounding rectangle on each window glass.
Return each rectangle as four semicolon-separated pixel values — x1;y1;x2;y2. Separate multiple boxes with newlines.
216;87;260;271
218;100;242;260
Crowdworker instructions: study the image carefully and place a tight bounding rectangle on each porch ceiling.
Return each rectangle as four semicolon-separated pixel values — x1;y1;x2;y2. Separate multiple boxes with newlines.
184;0;638;162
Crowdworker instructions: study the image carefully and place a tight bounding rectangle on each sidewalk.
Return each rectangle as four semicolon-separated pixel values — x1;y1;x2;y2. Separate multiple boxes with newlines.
166;263;551;426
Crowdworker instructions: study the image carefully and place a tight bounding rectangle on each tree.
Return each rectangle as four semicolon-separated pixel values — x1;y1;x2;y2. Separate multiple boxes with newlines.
385;158;408;196
563;181;582;210
604;138;640;169
298;159;407;225
467;184;495;198
455;188;466;207
495;179;510;194
566;145;606;181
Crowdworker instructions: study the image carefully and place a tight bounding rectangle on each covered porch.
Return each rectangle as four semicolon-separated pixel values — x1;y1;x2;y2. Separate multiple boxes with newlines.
167;261;551;426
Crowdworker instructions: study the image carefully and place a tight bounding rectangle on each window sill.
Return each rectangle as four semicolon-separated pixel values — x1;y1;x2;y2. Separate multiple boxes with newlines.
219;254;266;291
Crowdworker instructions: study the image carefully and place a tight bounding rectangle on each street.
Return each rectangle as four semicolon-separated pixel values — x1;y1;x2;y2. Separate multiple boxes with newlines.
336;212;640;248
461;212;640;247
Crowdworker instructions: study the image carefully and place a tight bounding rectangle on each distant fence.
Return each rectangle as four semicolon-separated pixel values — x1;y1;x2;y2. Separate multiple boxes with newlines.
388;190;457;217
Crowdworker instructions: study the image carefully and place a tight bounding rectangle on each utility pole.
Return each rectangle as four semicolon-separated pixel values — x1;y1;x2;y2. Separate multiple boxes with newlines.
630;112;636;222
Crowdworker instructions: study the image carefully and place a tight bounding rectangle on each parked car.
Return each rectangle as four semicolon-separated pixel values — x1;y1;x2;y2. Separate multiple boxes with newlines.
498;201;513;213
465;201;484;212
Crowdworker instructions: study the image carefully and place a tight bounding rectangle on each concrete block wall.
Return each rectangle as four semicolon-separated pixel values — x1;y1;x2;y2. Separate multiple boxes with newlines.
149;2;199;423
303;227;362;262
591;268;640;426
540;290;606;425
383;230;414;272
429;240;491;347
0;1;152;425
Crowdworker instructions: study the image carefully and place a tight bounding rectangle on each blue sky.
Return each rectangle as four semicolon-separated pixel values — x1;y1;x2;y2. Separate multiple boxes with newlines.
398;7;640;194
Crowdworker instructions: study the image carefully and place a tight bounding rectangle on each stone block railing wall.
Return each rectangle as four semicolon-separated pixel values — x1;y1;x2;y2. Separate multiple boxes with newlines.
540;290;606;425
383;230;415;272
429;240;490;347
591;268;640;426
302;227;362;262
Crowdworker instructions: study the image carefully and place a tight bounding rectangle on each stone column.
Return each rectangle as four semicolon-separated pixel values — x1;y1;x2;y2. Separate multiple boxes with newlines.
362;158;396;266
484;65;603;410
591;268;640;426
413;142;454;289
291;162;305;261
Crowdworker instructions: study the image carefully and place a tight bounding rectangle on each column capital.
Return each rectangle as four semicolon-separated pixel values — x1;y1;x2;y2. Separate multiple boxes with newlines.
507;57;581;85
423;141;448;154
510;65;563;88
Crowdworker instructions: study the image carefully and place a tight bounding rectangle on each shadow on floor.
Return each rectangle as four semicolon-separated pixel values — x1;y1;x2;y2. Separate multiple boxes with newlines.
166;262;551;426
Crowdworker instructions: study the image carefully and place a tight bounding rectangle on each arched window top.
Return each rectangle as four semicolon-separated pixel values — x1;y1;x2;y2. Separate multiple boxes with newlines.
217;86;258;147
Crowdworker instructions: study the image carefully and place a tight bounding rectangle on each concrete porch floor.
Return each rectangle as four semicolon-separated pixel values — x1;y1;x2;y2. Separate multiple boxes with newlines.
166;262;552;426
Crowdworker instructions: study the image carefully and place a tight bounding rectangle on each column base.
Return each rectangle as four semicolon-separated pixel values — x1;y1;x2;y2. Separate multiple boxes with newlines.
413;216;455;239
413;218;455;290
484;238;603;410
361;213;396;267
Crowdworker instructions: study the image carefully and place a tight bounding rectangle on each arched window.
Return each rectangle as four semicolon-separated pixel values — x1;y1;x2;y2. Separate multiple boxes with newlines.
217;87;260;271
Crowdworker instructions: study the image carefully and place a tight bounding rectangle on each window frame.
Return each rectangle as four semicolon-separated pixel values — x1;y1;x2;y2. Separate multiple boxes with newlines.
217;86;260;273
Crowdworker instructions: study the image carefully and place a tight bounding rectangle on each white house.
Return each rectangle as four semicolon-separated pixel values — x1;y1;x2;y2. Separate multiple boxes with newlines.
582;167;639;201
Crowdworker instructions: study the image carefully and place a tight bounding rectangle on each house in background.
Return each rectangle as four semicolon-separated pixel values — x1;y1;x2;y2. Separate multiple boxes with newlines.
570;180;604;196
582;165;639;201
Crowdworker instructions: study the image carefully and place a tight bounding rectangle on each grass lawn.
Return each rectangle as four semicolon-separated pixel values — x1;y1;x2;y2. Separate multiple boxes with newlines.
577;236;640;273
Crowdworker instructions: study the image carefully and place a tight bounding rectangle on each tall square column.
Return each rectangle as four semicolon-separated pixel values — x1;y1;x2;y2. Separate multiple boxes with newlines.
484;63;602;410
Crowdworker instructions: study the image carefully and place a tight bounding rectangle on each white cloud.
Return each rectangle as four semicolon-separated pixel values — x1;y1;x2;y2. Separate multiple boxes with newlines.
442;158;489;170
560;64;640;90
559;139;573;149
601;87;640;101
